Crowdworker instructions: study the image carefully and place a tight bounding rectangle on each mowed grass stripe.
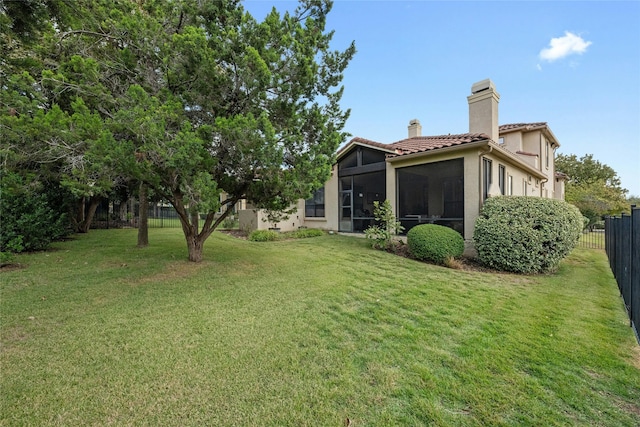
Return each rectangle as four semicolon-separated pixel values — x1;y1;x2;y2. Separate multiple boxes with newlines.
1;228;638;426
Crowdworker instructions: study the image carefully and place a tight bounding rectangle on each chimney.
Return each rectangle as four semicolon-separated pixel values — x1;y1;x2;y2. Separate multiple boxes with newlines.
467;79;500;143
408;119;422;138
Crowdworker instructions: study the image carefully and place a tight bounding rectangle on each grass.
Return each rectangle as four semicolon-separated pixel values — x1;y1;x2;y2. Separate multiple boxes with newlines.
1;229;639;426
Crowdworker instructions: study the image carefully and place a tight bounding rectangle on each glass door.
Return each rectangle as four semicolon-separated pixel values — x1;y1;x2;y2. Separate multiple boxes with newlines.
339;176;353;232
340;191;353;232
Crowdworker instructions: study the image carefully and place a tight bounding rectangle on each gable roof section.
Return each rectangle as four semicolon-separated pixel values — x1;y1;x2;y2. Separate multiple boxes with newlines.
388;133;490;157
499;122;547;133
337;122;558;168
336;137;399;160
499;122;560;147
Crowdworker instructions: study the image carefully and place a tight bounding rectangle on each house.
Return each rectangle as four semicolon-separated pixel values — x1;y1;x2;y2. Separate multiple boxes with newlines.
239;79;566;252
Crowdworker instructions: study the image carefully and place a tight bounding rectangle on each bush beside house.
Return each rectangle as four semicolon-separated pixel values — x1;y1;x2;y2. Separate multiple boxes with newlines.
407;224;465;264
474;196;583;274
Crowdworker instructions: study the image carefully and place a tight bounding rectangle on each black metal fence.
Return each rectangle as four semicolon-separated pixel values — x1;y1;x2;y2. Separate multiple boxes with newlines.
578;229;605;249
605;206;640;344
91;200;239;229
91;200;183;229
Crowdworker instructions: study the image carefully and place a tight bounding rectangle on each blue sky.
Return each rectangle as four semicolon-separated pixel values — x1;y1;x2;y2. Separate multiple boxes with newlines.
243;1;640;196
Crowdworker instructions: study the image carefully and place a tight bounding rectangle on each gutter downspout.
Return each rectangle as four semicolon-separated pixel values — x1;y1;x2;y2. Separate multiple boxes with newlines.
540;178;548;197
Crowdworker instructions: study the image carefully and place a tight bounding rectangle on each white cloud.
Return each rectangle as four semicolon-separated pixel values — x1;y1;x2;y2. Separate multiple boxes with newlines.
539;31;592;62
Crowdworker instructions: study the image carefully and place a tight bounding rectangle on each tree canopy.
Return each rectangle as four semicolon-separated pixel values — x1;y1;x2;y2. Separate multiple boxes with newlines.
555;153;628;226
1;0;355;261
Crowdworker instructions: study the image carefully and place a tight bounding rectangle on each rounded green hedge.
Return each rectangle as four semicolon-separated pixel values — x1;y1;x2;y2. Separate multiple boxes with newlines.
473;196;583;273
248;230;280;242
407;224;464;264
290;228;324;238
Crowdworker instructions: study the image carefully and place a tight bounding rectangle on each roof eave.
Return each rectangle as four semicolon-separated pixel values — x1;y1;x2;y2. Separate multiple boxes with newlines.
490;142;547;179
335;138;397;161
386;139;490;163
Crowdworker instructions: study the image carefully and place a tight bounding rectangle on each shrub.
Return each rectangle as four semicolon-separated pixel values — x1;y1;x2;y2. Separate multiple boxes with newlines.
220;215;237;229
473;196;583;274
364;200;404;249
290;228;324;239
407;224;464;264
0;174;70;253
248;229;280;242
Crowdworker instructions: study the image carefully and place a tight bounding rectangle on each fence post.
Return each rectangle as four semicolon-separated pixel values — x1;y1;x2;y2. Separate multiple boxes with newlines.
632;207;639;341
620;214;632;321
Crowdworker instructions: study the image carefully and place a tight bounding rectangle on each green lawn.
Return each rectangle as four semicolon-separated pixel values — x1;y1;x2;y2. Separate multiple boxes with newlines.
1;229;638;426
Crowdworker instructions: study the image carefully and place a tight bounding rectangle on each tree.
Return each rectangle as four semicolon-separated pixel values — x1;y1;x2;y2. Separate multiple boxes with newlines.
627;195;640;208
364;200;404;250
1;0;130;233
3;0;354;262
103;0;355;261
555;153;628;226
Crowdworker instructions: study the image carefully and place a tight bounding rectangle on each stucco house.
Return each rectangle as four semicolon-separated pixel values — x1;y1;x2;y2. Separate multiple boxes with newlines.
239;79;566;250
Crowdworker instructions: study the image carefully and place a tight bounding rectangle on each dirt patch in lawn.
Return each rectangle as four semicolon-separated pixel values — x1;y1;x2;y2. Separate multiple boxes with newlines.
218;230;248;240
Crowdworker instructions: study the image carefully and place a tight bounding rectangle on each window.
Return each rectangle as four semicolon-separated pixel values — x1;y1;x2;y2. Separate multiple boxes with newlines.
483;158;492;201
339;150;358;169
498;165;506;195
507;175;513;196
362;149;386;165
545;141;549;169
397;158;464;235
339;146;386;170
305;187;325;217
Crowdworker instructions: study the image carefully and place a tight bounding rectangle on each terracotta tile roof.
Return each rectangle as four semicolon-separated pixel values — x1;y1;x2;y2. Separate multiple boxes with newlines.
336;137;398;158
499;122;547;133
350;137;395;151
340;123;554;160
388;133;490;156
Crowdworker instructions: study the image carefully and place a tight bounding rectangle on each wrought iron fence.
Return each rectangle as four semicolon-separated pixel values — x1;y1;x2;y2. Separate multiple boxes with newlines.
578;229;605;249
91;200;239;229
605;206;640;344
92;200;182;229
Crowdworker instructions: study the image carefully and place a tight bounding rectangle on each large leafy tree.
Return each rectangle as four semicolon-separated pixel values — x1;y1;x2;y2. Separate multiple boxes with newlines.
104;0;354;261
555;153;628;226
1;0;131;233
3;0;355;261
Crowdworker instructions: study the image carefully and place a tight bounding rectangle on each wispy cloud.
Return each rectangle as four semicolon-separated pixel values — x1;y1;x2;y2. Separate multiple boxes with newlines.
539;31;592;62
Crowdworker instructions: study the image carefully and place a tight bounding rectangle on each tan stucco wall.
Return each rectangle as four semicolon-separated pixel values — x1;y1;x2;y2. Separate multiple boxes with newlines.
554;178;565;200
238;199;306;232
300;164;339;231
501;132;523;153
497;129;561;199
522;132;541;158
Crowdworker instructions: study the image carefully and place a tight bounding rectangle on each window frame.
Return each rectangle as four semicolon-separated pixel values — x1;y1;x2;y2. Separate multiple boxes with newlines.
304;187;325;218
498;164;506;195
483;158;493;201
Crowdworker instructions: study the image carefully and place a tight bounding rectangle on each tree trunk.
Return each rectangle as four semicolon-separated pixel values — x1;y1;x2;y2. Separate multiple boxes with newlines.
171;192;218;262
77;196;101;233
137;182;149;247
119;200;127;221
186;232;204;262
